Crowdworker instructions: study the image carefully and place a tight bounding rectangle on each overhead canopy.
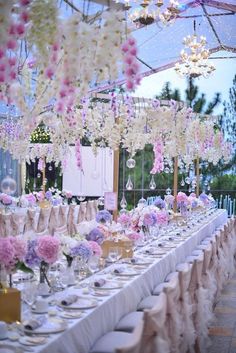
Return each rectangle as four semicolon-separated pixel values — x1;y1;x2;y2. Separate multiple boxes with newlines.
77;0;236;91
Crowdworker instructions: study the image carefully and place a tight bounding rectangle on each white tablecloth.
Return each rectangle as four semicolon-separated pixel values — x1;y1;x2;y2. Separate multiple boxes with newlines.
15;210;229;353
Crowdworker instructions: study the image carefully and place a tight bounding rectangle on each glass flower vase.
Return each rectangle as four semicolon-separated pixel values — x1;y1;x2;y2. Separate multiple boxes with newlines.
38;262;50;295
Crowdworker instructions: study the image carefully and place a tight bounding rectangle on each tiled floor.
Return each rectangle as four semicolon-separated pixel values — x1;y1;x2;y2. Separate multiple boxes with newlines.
209;274;236;353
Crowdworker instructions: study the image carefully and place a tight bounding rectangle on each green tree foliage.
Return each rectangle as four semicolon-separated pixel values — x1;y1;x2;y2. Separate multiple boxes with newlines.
156;77;221;114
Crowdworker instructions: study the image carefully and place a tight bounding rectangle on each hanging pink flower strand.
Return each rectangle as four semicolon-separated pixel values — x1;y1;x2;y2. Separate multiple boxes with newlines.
121;37;141;91
75;138;83;171
150;139;164;174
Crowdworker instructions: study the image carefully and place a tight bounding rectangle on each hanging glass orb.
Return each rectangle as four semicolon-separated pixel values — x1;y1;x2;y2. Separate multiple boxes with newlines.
188;187;192;193
180;179;185;187
37;173;41;178
138;197;146;207
33;180;36;190
204;181;208;186
43;178;47;185
166;187;171;195
170;167;174;173
149;175;156;190
164;167;170;174
199;174;203;181
98;196;104;206
210;179;213;184
207;185;211;191
126;175;133;191
54;180;58;188
120;194;127;209
48;166;53;171
1;176;17;195
26;178;30;184
126;158;136;169
185;177;191;184
8;168;13;175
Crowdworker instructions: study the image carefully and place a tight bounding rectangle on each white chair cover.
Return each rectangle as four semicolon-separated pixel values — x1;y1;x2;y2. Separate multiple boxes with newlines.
0;213;12;236
24;208;37;235
37;207;52;233
142;292;171;353
49;206;60;235
77;201;87;223
54;225;68;236
67;204;77;235
11;211;27;235
59;205;69;227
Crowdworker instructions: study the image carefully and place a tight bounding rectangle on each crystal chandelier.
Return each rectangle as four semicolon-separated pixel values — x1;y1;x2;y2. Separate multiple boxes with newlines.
174;21;215;78
122;0;180;26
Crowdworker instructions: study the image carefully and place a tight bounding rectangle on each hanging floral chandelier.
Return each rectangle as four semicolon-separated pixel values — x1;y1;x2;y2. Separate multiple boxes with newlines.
121;0;180;26
174;22;215;78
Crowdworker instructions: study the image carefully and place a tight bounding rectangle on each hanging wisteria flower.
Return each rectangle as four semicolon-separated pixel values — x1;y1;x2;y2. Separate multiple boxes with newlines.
96;210;112;224
75;138;83;170
88;241;102;257
86;228;104;245
36;235;60;264
154;197;166;209
122;36;141;91
150;139;164;174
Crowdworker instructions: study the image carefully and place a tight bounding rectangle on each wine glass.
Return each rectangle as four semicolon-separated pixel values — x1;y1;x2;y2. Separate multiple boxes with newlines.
22;282;38;311
88;256;100;288
108;247;122;264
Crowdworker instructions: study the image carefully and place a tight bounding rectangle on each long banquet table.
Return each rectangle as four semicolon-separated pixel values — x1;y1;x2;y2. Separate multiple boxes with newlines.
5;209;228;353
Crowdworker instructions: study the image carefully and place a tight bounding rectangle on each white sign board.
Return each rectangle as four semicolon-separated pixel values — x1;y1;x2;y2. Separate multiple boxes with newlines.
63;146;114;197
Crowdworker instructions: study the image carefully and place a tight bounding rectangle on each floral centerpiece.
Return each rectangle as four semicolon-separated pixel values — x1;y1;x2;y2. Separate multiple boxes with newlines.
0;236;32;288
96;210;112;224
25;235;60;287
176;192;189;216
154;196;166;210
86;227;105;245
117;213;132;229
25;193;37;207
0;193;13;212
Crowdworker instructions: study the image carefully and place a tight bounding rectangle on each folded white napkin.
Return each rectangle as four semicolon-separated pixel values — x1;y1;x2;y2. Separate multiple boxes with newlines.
61;295;78;306
94;279;106;287
24;316;46;331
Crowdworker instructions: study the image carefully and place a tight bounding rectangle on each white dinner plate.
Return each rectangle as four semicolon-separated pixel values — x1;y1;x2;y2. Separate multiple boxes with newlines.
24;318;67;335
59;297;98;310
19;336;47;346
60;311;83;319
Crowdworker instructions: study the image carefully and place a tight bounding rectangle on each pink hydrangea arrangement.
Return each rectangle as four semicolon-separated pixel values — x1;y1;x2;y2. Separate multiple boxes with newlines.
88;241;102;257
0;193;12;205
156;210;169;226
143;212;157;227
25;193;36;205
36;235;60;264
0;236;30;274
117;213;131;228
0;238;15;270
176;192;188;203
